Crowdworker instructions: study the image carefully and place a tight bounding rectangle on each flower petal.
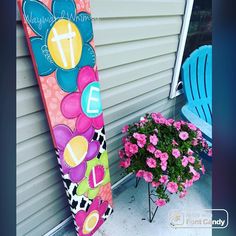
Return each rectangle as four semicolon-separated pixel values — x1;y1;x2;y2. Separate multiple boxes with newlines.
22;0;54;37
61;92;82;119
75;12;93;42
76;113;92;133
69;162;87;183
52;0;76;18
92;114;104;130
85;141;100;161
98;201;109;216
88;197;100;214
77;66;97;92
30;37;56;76
75;210;87;227
78;44;96;69
56;67;79;92
53;124;73;150
80;126;95;141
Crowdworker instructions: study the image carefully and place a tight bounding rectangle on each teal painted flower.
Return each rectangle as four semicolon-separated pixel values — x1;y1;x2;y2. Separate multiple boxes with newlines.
22;0;96;92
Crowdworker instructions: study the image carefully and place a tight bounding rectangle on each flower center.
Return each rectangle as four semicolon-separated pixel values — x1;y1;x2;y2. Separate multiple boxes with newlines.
47;19;82;70
88;165;105;189
81;82;102;118
64;136;88;168
82;210;100;234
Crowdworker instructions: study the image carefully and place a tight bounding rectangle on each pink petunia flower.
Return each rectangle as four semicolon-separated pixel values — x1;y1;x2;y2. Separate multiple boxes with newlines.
118;149;125;159
200;164;206;174
160;152;169;162
136;170;145;178
159;175;168;184
184;179;193;188
188;123;197;131
208;148;212;157
155;199;166;207
172;139;179;146
182;156;189;167
122;125;129;133
172;148;181;158
179;189;187;198
192;172;201;182
161;161;167;171
143;171;153;183
150;134;159;146
120;158;131;168
167;182;178;193
152;181;160;188
188;156;195;164
61;67;104;134
187;148;194;155
147;144;156;154
129;144;138;154
197;130;203;139
146;158;157;168
179;131;189;141
192;138;198;146
173;121;181;130
154;149;162;158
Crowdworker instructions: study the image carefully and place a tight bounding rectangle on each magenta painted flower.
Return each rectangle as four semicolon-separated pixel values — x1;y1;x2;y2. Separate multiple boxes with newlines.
167;182;178;193
172;148;181;158
53;124;100;183
136;170;145;178
75;197;108;236
155;198;166;207
179;131;189;140
150;134;158;145
61;66;104;134
146;157;157;168
143;171;153;183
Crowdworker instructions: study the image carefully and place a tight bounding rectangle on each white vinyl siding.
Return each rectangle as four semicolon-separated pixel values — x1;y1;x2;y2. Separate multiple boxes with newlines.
16;0;186;235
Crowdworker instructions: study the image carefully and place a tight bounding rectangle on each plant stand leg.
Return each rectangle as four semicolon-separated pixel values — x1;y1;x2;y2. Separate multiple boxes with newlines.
148;183;159;223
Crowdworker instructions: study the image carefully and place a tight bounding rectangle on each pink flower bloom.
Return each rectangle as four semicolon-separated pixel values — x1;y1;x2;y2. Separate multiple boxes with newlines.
179;189;187;198
180;120;186;125
197;130;202;139
124;142;132;157
188;123;197;131
160;152;169;162
172;148;181;158
133;133;147;141
122;125;129;133
182;156;189;167
122;137;128;144
184;179;193;188
146;158;157;168
192;172;200;182
152;181;160;188
188;156;195;164
154;149;162;158
172;139;178;146
118;149;125;159
179;131;189;141
192;138;198;146
200;164;206;174
136;170;145;178
120;158;131;168
208;148;212;157
161;161;167;171
155;199;166;207
143;171;153;183
147;144;156;154
187;148;194;155
159;175;168;184
137;140;146;148
150;134;158;146
167;182;178;193
129;144;138;154
189;165;197;175
173;121;181;130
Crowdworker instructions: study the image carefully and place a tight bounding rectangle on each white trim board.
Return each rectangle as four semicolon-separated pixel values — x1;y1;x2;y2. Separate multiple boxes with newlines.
169;0;194;99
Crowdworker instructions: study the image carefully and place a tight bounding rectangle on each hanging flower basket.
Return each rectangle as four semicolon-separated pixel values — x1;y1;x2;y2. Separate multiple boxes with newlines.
119;113;212;207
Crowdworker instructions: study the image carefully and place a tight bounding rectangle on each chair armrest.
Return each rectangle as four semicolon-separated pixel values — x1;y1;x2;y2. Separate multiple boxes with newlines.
181;105;212;143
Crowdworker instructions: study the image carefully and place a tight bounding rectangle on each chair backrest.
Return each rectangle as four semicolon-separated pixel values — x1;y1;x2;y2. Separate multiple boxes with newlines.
182;45;212;125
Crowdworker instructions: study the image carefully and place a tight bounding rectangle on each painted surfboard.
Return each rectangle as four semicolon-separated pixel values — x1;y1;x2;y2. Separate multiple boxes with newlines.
17;0;113;235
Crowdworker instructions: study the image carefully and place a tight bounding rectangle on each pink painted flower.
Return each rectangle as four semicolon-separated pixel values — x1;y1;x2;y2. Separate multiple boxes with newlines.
188;156;195;164
61;67;104;133
118;149;125;159
53;125;100;183
75;197;108;236
129;144;138;154
179;189;187;198
150;134;158;146
167;182;178;193
179;131;189;140
154;149;162;158
188;123;197;131
172;139;179;146
143;171;153;183
160;152;169;162
208;148;212;157
152;181;160;188
120;158;131;169
147;144;156;154
136;170;145;178
172;148;181;158
146;158;157;168
159;175;168;184
182;156;189;167
155;199;166;207
122;125;129;133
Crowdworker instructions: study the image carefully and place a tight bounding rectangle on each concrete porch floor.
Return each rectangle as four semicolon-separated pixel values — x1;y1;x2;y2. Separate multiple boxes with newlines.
55;158;212;236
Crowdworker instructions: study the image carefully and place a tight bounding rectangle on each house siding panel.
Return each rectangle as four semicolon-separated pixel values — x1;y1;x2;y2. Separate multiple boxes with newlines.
16;0;186;235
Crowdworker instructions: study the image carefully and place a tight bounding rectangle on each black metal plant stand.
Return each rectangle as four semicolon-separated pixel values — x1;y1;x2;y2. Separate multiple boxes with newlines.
135;177;159;223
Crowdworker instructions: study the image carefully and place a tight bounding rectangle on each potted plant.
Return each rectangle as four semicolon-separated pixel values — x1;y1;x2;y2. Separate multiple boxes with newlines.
119;113;212;207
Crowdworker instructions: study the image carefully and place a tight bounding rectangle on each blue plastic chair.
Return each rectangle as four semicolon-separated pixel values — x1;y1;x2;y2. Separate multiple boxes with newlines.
181;45;212;143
